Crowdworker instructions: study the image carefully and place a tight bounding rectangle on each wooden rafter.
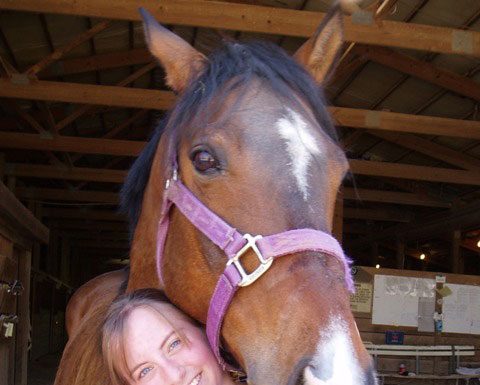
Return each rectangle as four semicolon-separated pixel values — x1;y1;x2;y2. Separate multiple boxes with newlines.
367;131;480;172
4;160;480;185
25;20;111;76
349;159;480;186
40;48;153;78
55;62;156;131
0;78;174;110
2;0;480;57
14;186;450;208
343;188;451;208
15;187;119;204
357;45;480;102
5;163;127;183
2;79;480;139
0;131;144;156
343;207;413;222
347;200;480;249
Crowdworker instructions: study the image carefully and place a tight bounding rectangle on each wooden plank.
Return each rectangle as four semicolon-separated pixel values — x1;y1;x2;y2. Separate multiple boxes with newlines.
0;131;144;156
42;208;124;221
15;187;118;204
344;207;413;222
5;160;480;186
5;164;126;183
0;78;174;110
40;48;153;78
2;0;480;57
343;188;451;208
358;45;480;101
349;159;480;186
330;107;480;140
6;186;469;210
3;78;480;139
25;21;111;76
0;181;49;244
368;131;480;172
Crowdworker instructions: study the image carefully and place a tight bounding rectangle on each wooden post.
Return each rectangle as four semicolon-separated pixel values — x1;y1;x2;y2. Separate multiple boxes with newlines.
47;229;59;276
396;238;405;269
332;189;343;243
451;230;463;273
372;242;379;266
0;153;5;182
60;237;70;284
14;250;31;385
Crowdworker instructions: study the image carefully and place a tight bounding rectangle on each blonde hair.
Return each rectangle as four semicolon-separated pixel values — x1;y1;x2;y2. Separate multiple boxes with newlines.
102;289;195;385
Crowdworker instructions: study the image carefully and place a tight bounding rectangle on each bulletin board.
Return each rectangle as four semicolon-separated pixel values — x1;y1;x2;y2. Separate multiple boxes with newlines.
372;274;480;335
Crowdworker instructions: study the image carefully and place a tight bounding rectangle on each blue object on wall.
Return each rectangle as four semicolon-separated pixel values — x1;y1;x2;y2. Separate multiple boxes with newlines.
385;331;404;345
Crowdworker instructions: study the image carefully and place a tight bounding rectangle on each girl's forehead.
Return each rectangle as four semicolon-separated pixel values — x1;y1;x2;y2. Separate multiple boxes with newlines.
127;304;190;331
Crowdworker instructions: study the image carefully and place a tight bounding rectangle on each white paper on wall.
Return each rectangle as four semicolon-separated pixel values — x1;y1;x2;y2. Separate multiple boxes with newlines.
372;275;435;327
443;284;480;335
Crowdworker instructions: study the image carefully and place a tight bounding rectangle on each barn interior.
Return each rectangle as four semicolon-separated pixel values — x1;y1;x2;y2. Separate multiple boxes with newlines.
0;0;479;384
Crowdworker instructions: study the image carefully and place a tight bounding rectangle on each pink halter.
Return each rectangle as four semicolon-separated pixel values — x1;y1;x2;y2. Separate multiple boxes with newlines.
156;167;354;368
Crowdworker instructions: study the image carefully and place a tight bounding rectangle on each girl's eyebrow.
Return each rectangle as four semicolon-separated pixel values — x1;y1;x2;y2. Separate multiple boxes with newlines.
129;331;176;375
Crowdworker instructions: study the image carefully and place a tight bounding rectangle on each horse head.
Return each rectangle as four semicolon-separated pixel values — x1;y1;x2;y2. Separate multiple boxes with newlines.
124;3;376;385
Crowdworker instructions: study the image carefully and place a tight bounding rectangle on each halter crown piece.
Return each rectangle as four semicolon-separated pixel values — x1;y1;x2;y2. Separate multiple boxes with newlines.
156;165;354;369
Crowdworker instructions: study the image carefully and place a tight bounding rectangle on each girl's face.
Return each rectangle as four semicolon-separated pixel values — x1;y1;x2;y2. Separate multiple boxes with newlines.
123;305;228;385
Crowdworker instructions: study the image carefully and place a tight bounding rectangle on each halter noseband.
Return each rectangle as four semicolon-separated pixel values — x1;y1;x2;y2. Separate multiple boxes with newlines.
156;167;354;368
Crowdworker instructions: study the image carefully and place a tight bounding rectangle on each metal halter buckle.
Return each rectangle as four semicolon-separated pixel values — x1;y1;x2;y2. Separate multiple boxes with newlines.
227;234;273;287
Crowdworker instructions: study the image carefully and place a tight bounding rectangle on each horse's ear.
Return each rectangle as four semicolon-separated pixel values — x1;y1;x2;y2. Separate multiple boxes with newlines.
140;8;207;93
294;1;358;85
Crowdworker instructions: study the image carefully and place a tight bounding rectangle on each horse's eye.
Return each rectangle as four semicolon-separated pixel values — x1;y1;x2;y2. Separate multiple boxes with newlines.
192;150;218;173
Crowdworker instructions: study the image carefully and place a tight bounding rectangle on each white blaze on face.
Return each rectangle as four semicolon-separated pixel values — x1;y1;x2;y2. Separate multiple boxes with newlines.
277;109;322;201
303;318;367;385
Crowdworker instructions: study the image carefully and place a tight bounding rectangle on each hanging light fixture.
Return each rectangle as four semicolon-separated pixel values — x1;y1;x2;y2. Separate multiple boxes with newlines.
375;264;380;269
420;253;426;260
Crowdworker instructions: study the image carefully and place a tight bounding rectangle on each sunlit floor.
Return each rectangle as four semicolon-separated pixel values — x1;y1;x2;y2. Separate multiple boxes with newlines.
28;353;61;385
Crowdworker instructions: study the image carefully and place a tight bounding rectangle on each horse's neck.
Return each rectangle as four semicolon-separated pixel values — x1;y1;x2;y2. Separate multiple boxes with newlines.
127;178;164;291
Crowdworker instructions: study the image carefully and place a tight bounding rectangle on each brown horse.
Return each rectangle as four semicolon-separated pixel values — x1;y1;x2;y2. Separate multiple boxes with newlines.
56;2;375;385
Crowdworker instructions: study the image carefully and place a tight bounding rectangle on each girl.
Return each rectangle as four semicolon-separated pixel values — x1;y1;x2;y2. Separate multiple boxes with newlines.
102;289;238;385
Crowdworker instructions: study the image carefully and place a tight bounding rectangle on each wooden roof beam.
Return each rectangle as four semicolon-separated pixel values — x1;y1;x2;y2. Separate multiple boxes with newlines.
4;160;480;186
25;21;111;76
347;200;480;250
14;186;450;208
2;78;480;139
343;207;413;222
367;130;480;172
0;131;144;156
0;78;175;110
349;159;480;186
42;207;124;221
5;163;126;183
39;48;153;78
15;186;118;204
358;45;480;101
2;0;480;57
343;188;451;208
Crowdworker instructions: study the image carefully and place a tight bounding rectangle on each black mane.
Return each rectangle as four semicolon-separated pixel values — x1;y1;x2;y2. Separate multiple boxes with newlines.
121;40;338;237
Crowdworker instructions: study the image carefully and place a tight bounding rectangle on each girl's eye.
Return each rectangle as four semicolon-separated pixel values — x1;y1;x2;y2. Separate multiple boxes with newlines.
192;150;219;173
168;339;181;353
139;367;152;379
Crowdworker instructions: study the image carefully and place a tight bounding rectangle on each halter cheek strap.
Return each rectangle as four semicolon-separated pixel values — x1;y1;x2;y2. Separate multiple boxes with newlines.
156;172;354;369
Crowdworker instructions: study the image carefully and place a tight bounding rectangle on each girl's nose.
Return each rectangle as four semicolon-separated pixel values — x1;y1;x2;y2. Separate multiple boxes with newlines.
161;359;186;385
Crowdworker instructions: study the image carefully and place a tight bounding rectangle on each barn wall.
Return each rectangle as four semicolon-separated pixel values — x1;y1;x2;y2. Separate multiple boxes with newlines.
353;266;480;376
